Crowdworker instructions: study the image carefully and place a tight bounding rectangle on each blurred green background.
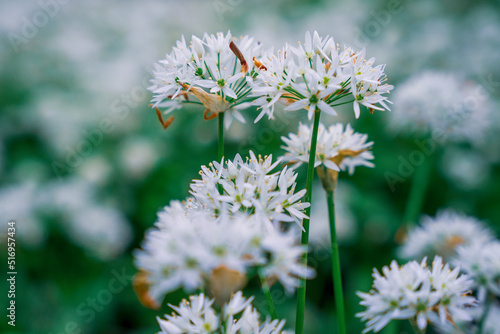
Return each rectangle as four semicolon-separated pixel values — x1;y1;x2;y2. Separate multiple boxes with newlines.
0;0;499;333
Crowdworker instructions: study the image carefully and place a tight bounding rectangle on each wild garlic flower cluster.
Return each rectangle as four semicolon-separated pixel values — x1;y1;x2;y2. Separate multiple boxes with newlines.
357;256;476;333
389;71;490;144
454;241;500;296
248;31;393;121
399;210;494;261
135;201;313;305
148;32;262;129
157;292;288;334
189;151;310;227
281;122;374;174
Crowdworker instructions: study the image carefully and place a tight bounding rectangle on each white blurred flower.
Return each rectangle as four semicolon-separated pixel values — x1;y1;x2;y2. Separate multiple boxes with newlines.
281;122;374;174
454;241;500;296
134;200;313;304
389;71;491;145
248;31;393;121
357;256;476;333
157;291;287;334
119;137;158;179
440;147;490;190
189;151;310;227
66;206;133;260
0;178;133;259
399;210;495;261
0;182;46;247
77;155;113;185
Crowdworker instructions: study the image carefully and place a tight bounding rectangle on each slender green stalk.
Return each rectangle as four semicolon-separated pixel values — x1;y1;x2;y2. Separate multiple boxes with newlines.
402;153;433;225
218;113;224;163
295;109;322;334
326;190;347;334
259;271;278;320
217;113;224;195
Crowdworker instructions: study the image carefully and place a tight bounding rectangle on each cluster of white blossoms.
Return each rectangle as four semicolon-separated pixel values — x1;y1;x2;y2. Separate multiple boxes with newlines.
399;210;494;261
135;202;313;304
389;71;490;144
248;31;393;121
357;256;476;333
189;151;310;227
281;122;374;174
157;292;288;334
454;241;500;296
148;31;393;130
148;31;262;129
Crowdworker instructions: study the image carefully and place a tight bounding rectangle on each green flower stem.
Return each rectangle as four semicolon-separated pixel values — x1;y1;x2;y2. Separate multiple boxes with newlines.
259;271;278;320
326;189;347;334
218;112;224;163
402;152;433;225
217;112;224;195
295;109;321;334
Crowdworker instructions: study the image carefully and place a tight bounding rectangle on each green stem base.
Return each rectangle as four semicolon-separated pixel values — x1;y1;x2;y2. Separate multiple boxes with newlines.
326;190;347;334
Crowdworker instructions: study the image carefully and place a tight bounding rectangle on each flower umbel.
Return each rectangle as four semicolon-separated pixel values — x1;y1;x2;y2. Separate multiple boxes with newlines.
399;210;495;262
281;122;374;175
248;31;393;121
189;151;310;227
149;32;262;129
156;291;288;334
134;200;313;306
357;256;476;333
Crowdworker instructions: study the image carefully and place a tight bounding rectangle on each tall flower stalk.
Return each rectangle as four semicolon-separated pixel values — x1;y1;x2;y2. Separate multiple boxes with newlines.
218;113;224;162
248;31;392;334
326;183;347;334
295;109;322;333
282;122;376;334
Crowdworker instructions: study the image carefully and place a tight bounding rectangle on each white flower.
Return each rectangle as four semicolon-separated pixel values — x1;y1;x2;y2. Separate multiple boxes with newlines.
148;31;263;129
388;71;491;144
454;241;500;296
357;256;476;333
189;151;310;227
134;200;313;305
399;210;495;261
248;31;392;121
157;291;288;334
281;122;374;174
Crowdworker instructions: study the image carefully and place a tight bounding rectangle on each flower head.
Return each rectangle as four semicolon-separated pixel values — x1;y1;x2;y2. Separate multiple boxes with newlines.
189;151;310;227
134;200;313;305
357;256;476;333
248;31;392;121
454;240;500;296
399;210;495;261
388;71;491;144
157;291;287;334
281;122;374;174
